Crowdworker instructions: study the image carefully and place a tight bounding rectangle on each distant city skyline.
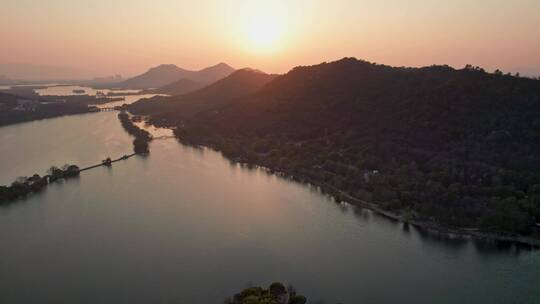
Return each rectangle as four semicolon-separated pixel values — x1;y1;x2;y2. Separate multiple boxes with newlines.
1;0;540;79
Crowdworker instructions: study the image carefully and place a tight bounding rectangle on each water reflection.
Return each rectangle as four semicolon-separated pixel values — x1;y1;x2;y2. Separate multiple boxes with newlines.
414;225;470;249
473;239;535;256
0;114;539;304
35;85;140;96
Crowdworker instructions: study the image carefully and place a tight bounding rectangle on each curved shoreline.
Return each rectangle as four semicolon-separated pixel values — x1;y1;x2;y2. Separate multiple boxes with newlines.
269;169;540;247
333;185;540;248
184;139;540;248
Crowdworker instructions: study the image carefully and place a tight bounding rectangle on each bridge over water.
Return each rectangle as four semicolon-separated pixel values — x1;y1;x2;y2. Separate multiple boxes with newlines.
99;107;117;112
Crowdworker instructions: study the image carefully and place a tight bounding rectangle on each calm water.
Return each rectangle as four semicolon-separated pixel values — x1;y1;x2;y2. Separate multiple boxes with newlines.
35;85;140;96
0;83;60;90
0;112;539;304
94;94;165;109
1;84;161;109
33;85;164;108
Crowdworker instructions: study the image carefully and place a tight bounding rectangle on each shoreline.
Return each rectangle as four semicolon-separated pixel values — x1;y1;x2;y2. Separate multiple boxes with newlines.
335;185;540;248
177;137;540;248
279;167;540;248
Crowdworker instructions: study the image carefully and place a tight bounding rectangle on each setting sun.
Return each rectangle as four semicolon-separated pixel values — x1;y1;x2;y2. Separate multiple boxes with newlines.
233;1;291;54
246;15;283;51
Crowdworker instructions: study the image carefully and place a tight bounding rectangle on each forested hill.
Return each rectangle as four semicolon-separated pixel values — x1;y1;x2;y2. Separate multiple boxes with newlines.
147;58;540;235
128;68;276;118
201;58;540;141
153;78;205;96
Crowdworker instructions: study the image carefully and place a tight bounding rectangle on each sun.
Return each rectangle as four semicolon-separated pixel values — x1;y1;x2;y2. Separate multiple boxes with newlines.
245;14;284;52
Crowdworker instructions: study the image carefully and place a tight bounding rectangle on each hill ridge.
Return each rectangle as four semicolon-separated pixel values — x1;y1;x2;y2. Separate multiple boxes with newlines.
118;62;235;89
132;57;540;237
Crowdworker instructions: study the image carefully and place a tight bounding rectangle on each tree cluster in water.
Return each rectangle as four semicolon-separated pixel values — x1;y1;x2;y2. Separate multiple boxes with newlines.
224;282;307;304
0;164;79;204
118;111;151;154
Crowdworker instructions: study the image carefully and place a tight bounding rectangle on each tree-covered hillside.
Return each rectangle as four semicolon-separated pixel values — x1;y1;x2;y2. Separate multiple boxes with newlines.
136;58;540;235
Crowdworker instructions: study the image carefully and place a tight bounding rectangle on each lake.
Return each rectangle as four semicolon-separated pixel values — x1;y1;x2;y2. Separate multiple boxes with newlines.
0;109;539;303
35;85;140;96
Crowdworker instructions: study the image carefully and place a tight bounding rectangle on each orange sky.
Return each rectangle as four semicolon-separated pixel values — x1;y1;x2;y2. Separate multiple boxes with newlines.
1;0;539;79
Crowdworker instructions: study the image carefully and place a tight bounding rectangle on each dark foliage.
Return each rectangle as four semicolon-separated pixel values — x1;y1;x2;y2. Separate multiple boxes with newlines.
0;91;96;126
137;58;540;235
224;282;307;304
117;112;151;154
0;165;79;204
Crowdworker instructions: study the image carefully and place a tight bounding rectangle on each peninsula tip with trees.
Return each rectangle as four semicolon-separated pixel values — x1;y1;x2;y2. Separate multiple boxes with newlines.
118;111;152;154
224;282;307;304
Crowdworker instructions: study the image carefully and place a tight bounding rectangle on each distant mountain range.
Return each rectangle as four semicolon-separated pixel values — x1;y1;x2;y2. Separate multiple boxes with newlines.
129;68;276;117
129;57;540;238
118;63;235;90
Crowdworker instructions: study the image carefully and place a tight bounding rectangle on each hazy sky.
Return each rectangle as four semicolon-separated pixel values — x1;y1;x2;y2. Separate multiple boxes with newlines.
1;0;539;79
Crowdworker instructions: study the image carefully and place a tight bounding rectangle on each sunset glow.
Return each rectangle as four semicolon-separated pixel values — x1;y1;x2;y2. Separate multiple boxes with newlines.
245;15;284;52
0;0;539;78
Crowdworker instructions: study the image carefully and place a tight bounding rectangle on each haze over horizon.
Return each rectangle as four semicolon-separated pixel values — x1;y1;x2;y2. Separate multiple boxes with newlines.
1;0;540;80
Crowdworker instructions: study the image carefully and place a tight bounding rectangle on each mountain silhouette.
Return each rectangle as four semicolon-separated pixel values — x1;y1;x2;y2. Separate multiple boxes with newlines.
129;68;276;117
119;62;235;89
155;78;206;96
131;57;540;235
